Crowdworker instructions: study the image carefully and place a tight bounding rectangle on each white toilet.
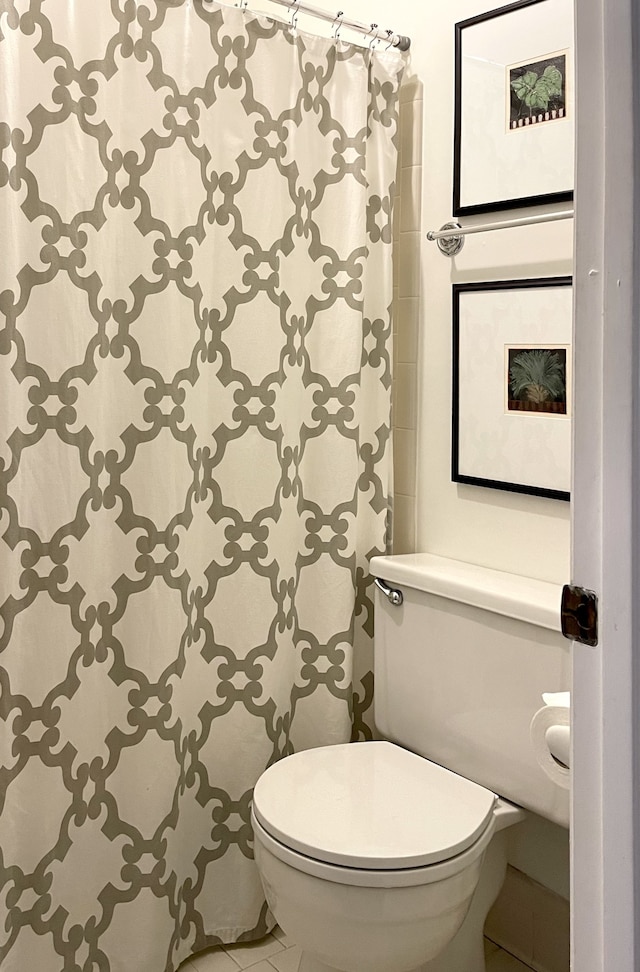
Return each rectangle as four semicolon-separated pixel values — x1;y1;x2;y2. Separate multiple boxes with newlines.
251;554;570;972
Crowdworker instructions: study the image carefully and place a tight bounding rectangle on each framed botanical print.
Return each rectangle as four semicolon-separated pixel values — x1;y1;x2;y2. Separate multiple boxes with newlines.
453;0;574;216
452;277;572;501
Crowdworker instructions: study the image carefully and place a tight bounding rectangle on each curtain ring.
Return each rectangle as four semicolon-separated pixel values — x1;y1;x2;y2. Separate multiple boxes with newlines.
331;10;344;42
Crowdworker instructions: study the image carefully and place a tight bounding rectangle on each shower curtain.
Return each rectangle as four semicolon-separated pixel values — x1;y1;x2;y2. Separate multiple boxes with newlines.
0;2;404;969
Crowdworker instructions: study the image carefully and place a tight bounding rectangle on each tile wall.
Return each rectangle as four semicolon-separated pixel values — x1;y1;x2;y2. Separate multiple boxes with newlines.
391;77;422;554
486;866;570;972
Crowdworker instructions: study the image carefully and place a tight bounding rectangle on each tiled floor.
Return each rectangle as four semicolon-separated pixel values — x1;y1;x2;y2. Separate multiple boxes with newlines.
177;928;535;972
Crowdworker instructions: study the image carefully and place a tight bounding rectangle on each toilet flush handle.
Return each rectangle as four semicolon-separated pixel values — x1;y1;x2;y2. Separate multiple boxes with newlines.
374;577;404;606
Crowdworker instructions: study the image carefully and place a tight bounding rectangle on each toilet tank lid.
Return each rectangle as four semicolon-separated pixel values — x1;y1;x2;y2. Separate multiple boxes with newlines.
370;554;562;632
252;742;496;870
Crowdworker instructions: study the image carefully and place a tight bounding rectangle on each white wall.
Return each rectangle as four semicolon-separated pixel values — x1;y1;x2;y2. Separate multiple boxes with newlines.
413;0;572;586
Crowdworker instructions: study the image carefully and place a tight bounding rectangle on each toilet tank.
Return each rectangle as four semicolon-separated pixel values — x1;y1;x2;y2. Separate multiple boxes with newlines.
369;553;570;828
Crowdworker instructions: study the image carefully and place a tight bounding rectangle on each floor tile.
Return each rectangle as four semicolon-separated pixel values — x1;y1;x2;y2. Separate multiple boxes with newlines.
223;933;284;969
486;946;534;972
188;946;241;971
186;933;532;972
235;963;277;972
268;945;303;972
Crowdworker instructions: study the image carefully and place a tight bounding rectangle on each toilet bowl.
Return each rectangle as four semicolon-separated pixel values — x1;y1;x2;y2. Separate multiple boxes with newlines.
251;554;570;972
252;742;525;972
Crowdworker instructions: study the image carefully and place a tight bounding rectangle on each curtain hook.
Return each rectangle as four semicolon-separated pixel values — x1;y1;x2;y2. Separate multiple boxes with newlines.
332;10;344;42
288;0;299;31
368;23;380;50
235;0;248;9
385;28;395;51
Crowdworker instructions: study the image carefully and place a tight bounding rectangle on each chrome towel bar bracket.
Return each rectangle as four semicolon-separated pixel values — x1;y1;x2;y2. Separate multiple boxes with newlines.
426;209;575;256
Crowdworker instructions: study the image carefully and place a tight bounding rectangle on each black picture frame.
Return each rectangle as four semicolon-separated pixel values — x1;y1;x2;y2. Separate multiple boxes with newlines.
453;0;574;217
452;277;572;501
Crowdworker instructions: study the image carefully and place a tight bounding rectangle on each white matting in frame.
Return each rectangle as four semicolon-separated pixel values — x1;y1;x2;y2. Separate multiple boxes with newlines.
452;278;572;500
454;0;574;216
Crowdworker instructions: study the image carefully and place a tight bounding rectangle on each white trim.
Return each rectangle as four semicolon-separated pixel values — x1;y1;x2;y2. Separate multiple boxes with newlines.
572;1;639;969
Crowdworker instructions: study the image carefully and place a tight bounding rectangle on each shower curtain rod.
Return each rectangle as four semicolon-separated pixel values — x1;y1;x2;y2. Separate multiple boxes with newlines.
252;0;411;50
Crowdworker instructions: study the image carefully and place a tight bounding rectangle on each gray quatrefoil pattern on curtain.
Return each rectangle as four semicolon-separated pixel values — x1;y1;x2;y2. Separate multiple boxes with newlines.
0;2;405;970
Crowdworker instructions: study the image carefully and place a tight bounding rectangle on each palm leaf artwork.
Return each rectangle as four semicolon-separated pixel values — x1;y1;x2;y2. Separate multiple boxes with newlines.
509;349;565;404
511;65;563;111
511;62;564;121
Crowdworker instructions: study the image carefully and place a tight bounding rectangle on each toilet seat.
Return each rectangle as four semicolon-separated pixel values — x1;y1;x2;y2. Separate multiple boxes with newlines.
251;806;497;888
252;741;498;887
